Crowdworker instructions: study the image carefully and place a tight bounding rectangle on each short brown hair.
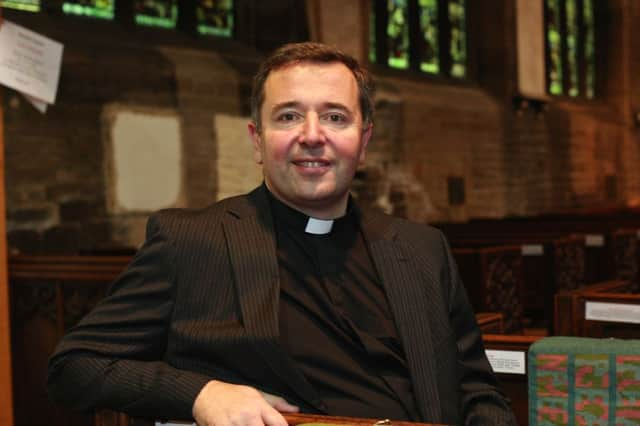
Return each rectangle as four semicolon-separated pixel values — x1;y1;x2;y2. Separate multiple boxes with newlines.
250;42;375;131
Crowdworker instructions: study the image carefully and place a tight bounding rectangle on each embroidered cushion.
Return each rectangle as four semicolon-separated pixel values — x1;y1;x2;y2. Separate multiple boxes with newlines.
528;336;640;426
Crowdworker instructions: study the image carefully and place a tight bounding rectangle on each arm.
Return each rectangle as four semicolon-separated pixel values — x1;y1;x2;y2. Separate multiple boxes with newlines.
47;214;297;422
47;214;210;419
440;233;518;426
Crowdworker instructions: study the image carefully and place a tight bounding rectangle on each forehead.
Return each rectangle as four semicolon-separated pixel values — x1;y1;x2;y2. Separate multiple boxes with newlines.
262;61;359;108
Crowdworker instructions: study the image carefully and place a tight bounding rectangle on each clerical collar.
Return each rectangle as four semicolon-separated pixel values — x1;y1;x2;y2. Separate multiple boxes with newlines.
266;188;356;236
305;217;334;235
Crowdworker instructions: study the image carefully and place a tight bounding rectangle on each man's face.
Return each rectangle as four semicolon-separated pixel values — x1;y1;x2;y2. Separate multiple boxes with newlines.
248;61;372;219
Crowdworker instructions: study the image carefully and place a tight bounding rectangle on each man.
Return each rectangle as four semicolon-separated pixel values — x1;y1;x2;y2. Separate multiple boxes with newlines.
47;42;516;426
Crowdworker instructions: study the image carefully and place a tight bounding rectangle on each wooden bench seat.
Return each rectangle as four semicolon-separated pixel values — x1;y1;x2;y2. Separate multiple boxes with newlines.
553;280;631;337
482;334;544;426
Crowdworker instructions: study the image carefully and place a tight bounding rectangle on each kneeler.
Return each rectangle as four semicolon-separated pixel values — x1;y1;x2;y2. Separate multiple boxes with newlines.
528;336;640;425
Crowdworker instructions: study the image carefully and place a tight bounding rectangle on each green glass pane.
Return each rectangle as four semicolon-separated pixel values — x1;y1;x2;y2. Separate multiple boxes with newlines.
134;0;178;29
62;0;114;19
0;0;40;12
369;3;377;63
584;0;595;98
197;0;234;37
418;0;438;74
546;0;563;95
387;0;409;69
565;0;579;97
448;0;466;78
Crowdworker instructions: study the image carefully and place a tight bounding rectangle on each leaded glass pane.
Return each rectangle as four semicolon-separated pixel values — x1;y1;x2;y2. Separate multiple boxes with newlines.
583;0;595;98
418;0;438;74
197;0;234;37
369;4;377;64
62;0;114;19
387;0;409;69
0;0;40;12
448;0;466;78
134;0;178;29
546;0;563;95
565;0;579;96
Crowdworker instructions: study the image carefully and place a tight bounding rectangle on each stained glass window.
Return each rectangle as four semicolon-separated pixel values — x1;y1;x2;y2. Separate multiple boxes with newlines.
0;0;40;12
196;0;234;37
134;0;178;29
62;0;114;19
371;0;468;79
545;0;597;98
369;5;377;64
546;0;563;95
387;0;409;69
418;0;438;74
448;0;466;78
583;0;595;98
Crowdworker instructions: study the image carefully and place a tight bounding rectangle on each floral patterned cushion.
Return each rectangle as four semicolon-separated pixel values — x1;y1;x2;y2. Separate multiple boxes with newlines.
529;337;640;426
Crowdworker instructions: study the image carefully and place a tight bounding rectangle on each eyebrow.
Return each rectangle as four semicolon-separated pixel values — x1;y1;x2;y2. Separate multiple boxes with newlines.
270;101;352;114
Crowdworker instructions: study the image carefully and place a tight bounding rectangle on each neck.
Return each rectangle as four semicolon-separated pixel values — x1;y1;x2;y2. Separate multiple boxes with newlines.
265;188;347;220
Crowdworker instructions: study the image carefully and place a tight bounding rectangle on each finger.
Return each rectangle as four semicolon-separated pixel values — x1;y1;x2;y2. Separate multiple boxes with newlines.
262;392;299;412
271;399;299;413
261;406;288;426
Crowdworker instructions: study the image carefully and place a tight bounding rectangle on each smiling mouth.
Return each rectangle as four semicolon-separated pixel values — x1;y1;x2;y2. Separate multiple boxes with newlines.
294;161;330;167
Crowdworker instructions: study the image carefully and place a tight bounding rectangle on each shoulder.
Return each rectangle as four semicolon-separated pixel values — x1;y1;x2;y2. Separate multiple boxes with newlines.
362;207;448;249
146;191;258;238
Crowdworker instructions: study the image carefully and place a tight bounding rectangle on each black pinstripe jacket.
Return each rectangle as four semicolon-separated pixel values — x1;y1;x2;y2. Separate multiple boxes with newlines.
47;185;516;425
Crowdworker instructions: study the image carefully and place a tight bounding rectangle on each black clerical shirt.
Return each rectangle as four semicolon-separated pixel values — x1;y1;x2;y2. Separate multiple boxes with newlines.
268;193;419;420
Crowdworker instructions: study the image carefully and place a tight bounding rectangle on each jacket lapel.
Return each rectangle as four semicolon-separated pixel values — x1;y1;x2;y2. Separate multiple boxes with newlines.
362;212;442;423
222;187;323;411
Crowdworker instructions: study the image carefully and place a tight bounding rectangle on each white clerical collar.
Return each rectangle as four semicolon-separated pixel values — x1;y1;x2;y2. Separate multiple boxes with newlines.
305;217;334;235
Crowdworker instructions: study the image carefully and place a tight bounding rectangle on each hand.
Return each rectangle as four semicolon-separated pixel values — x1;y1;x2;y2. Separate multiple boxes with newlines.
192;380;299;426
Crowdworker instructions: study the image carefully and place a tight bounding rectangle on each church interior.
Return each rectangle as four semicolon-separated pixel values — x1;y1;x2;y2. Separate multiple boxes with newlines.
1;0;639;425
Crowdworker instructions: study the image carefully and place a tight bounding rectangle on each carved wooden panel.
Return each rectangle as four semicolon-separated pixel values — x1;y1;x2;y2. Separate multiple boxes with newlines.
9;255;131;426
553;235;586;291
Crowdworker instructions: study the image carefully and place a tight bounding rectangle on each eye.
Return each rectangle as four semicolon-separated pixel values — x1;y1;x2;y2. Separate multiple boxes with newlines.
325;113;347;123
277;112;298;122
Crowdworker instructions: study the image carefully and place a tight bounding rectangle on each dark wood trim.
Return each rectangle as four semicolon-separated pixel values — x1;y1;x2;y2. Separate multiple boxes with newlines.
0;9;16;422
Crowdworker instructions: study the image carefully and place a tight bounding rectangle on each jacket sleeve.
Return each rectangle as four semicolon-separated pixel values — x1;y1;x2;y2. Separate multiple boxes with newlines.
440;233;518;426
46;214;211;421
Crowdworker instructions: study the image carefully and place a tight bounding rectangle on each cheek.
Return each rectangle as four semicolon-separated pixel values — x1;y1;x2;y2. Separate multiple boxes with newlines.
334;136;367;163
261;132;293;162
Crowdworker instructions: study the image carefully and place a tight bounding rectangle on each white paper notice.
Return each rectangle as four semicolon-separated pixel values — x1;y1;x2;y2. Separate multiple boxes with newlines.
585;301;640;324
521;244;544;256
0;19;63;104
485;350;526;374
585;234;605;247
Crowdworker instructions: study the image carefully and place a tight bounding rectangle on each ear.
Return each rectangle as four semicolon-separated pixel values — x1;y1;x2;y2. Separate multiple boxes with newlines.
358;123;373;164
248;121;263;164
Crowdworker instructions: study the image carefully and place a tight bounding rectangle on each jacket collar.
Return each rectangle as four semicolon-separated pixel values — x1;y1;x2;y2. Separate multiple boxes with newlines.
222;185;440;421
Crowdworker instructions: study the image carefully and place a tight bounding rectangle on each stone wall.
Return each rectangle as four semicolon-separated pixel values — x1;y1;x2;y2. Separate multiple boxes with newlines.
3;0;640;254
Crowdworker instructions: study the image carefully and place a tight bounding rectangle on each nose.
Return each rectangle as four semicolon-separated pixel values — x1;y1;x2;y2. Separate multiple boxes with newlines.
299;112;326;146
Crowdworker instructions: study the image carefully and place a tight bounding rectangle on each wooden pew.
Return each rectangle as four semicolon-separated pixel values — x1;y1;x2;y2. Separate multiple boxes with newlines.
579;288;640;339
476;312;505;334
439;218;640;285
610;228;640;291
453;245;525;333
9;255;131;426
553;280;631;337
449;234;585;333
482;334;544;426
